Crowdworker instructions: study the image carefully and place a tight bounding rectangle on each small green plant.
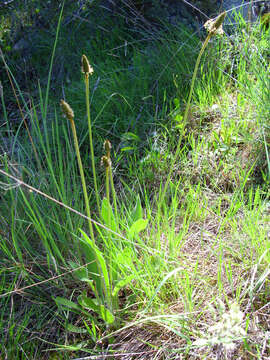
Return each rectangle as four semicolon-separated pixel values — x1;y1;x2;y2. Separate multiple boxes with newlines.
59;98;116;324
57;56;143;330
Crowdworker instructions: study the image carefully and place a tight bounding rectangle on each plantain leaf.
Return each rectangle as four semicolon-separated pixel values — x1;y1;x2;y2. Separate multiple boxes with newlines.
80;230;110;299
66;323;88;333
78;293;99;313
101;197;117;232
69;260;88;281
128;218;148;238
112;275;134;297
130;195;143;223
54;296;91;318
78;294;115;325
55;296;81;310
99;305;115;324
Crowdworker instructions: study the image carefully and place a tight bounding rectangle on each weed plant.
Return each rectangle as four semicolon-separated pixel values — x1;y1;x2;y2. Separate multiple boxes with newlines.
0;4;269;360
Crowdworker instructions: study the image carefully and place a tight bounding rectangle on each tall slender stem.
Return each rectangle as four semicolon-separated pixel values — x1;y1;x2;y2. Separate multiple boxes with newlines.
160;12;226;206
70;118;95;241
85;75;101;216
60;100;95;241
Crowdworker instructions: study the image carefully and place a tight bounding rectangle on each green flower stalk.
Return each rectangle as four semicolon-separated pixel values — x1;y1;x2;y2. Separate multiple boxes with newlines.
161;12;226;205
104;140;118;220
60;99;74;121
101;144;117;309
103;140;111;203
81;55;101;216
60;99;95;242
185;12;225;124
101;155;111;202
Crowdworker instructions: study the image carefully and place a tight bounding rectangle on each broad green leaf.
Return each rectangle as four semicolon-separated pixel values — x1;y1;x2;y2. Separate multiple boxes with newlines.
101;197;117;232
54;297;81;311
93;247;110;296
69;260;88;281
130;195;143;223
80;230;110;298
99;305;115;324
78;295;114;325
54;296;91;318
112;275;134;297
76;235;102;293
78;294;99;313
128;218;149;238
116;247;133;267
175;114;183;122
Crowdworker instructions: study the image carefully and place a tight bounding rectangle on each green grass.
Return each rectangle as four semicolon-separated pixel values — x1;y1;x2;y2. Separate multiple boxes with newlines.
0;3;269;360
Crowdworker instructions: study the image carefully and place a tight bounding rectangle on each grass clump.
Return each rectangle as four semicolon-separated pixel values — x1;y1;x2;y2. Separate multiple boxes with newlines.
0;4;269;360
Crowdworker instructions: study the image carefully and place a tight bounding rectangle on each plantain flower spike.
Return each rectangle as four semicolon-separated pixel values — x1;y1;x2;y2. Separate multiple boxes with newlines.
60;99;74;122
204;11;226;36
104;139;112;158
101;155;111;169
81;54;94;76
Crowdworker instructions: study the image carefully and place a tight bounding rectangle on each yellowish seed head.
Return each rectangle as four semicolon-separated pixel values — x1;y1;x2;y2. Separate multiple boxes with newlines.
101;155;111;168
81;54;94;76
104;140;112;157
60;99;74;122
204;11;226;36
